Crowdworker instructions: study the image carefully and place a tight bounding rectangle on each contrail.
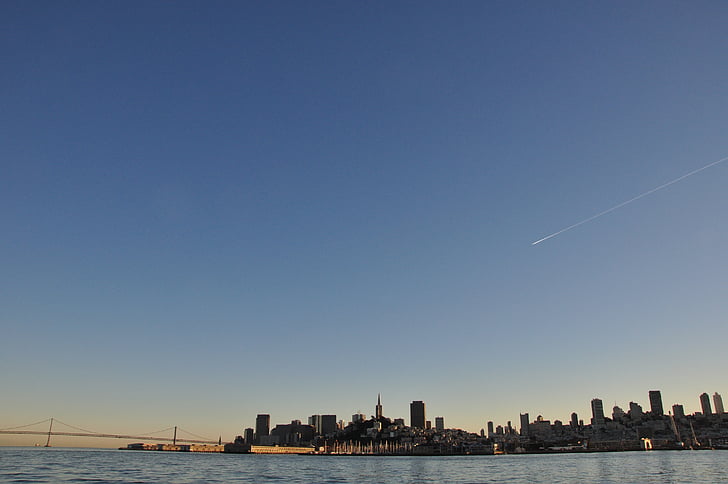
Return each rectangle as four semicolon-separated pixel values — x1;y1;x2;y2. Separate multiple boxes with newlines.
532;155;728;246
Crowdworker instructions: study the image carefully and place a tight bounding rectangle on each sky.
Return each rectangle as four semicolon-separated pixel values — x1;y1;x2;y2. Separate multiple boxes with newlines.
1;1;727;447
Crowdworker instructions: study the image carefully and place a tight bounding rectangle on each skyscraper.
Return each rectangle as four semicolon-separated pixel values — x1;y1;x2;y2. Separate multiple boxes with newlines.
308;415;322;433
700;393;712;416
649;390;664;416
410;401;426;429
435;416;444;431
629;401;644;419
375;394;383;419
520;413;530;436
321;415;337;436
714;393;725;414
255;414;270;443
672;404;685;419
487;421;494;435
591;398;605;427
570;412;579;427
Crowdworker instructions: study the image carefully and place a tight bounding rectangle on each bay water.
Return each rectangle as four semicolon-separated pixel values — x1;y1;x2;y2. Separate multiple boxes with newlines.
1;447;727;483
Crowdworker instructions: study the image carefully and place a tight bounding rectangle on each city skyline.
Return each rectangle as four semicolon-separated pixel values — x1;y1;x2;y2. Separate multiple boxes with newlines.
2;1;728;448
2;387;726;448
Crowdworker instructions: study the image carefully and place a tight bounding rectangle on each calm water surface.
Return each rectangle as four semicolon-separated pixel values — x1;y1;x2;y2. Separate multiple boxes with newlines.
1;447;727;483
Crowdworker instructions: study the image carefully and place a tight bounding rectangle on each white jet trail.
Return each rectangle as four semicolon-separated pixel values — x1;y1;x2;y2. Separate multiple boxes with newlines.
532;155;728;246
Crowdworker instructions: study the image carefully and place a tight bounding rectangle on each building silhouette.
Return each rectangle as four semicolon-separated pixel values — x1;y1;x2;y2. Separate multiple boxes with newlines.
255;414;270;443
309;415;336;435
700;393;712;416
321;415;336;436
570;412;579;427
271;420;315;445
487;421;494;435
435;417;444;431
375;394;383;420
714;393;725;414
243;427;254;444
591;398;605;427
410;401;426;429
520;413;530;436
672;404;685;419
629;401;643;419
648;390;664;416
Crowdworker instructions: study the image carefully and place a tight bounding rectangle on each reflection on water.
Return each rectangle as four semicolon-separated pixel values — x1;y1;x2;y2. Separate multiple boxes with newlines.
1;447;727;483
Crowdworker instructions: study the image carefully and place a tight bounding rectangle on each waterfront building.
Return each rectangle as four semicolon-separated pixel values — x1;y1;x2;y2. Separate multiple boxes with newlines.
714;393;725;414
410;401;426;429
255;414;270;444
570;412;579;428
243;428;254;444
435;417;444;431
270;420;315;445
649;390;664;416
519;413;530;436
672;404;685;419
375;394;383;419
487;421;494;435
700;393;712;416
591;398;605;427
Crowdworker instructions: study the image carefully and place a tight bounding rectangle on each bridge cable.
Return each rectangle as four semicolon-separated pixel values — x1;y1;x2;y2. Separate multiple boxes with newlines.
52;418;100;435
143;426;176;436
176;427;214;441
0;418;52;431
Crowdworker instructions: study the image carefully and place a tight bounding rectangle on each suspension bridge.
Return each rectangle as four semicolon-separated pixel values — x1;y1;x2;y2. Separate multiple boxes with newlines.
0;418;220;446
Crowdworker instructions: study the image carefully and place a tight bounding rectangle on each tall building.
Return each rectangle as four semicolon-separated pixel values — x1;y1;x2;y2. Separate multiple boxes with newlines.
375;394;383;419
435;416;444;431
487;421;494;435
700;393;712;416
520;413;530;436
308;415;322;433
591;398;605;427
410;401;426;429
255;414;270;443
629;402;644;419
243;427;254;444
714;393;725;414
649;390;664;416
570;412;579;427
321;415;337;436
308;414;336;436
612;406;625;420
672;404;685;419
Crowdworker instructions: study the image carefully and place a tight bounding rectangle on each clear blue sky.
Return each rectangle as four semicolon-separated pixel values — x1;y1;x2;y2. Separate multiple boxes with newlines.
2;1;727;446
